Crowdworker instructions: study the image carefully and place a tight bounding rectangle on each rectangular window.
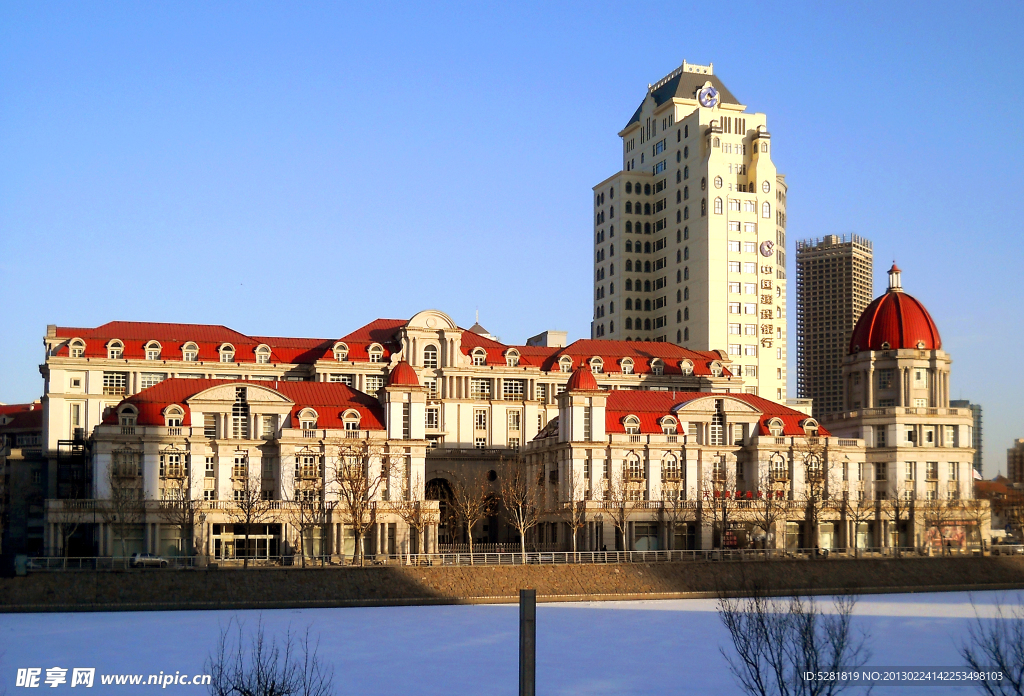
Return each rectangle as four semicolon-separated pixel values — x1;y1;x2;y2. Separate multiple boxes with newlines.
728;344;741;355
743;201;756;212
728;240;741;252
743;303;757;314
140;373;166;390
474;409;487;430
877;369;894;389
425;407;439;429
653;139;665;155
926;462;938;480
914;398;927;407
729;199;741;212
728;323;741;335
744;324;756;335
205;456;215;475
729;302;741;314
905;462;915;481
536;383;548;403
508;437;520;451
474;437;487;449
508;410;521;432
875;463;887;481
503;379;525;401
204;414;217;439
102;372;129;396
402;403;410;439
728;261;741;273
653;160;666;174
744;283;756;294
729;282;741;294
728;221;741;232
743;222;757;233
744;345;758;356
424;378;438;399
949;463;959;481
743;262;757;274
470;378;492;400
328;374;354;386
743;242;756;253
364;375;384;392
204;490;216;501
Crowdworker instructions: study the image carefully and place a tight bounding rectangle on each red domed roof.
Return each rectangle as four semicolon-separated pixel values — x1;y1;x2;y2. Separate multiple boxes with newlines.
566;363;599;391
388;361;420;387
849;266;941;354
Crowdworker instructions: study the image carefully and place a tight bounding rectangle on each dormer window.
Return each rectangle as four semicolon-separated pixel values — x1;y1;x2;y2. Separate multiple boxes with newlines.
118;406;137;427
661;417;677;435
590;357;603;374
801;418;819;437
505;350;520;368
559;356;573;373
69;339;85;358
333;342;349;361
219;344;235;363
650;359;664;376
679;359;694;376
145;341;161;361
471;348;487;366
624;416;640;435
767;417;785;437
107;340;124;360
164;406;184;428
255;345;271;365
342;409;361;431
620;358;634;375
880;341;891;350
298;408;318;431
182;342;199;362
368;344;384;363
710;361;723;377
424;345;439;369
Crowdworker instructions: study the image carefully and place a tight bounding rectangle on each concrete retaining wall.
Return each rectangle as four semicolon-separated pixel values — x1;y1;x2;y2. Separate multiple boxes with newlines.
2;556;1023;613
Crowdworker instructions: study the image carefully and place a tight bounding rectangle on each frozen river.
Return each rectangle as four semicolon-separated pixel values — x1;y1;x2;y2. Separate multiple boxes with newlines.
1;590;1020;694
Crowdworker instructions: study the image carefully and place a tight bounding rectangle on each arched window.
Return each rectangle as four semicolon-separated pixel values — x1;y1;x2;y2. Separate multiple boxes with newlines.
620;358;634;375
625;298;633;310
68;338;86;358
684;247;689;260
590;357;603;374
676;190;681;203
625;201;632;214
559;356;573;373
625;279;633;291
643;299;651;311
684;287;689;300
505;349;520;368
676;170;681;183
710;361;723;377
683;206;689;220
609;320;614;333
625;453;643;479
701;198;707;216
679;359;694;375
342;409;361;431
624;417;641;435
762;201;771;218
182;342;199;362
676;309;681;323
298;408;318;431
801;418;820;436
644;203;651;215
368;344;384;363
219;343;235;363
661;417;677;435
651;358;664;376
676;289;681;302
423;345;439;368
333;342;348;361
255;344;271;364
684;327;689;341
107;340;124;360
684;186;689;200
118;405;138;427
625;260;632;272
676;151;681;163
644;222;651;233
768;418;785;437
164;406;184;428
625;318;633;330
713;137;720;147
625;182;632;194
761;142;768;152
701;177;706;191
644;260;651;273
145;341;161;361
676;270;681;283
714;197;723;214
684;267;689;280
676;250;681;263
471;348;487;366
683;226;689;240
609;205;614;218
684;307;689;321
683;166;689;179
626;221;632;233
644;318;652;330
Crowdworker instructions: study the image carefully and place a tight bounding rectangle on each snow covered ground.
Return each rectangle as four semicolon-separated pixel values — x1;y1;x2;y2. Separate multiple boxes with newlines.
1;590;1021;694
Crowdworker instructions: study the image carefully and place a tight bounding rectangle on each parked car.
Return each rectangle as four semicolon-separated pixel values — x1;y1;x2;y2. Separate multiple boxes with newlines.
993;544;1024;556
129;553;169;568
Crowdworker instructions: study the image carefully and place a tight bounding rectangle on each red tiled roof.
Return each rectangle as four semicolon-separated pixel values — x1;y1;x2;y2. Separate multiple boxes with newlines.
333;319;406;362
0;403;43;431
604;391;829;437
849;290;941;354
100;379;386;430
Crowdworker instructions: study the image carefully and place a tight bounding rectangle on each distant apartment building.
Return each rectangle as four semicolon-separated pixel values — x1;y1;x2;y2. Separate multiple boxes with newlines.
1008;439;1024;486
796;234;873;419
949;400;983;476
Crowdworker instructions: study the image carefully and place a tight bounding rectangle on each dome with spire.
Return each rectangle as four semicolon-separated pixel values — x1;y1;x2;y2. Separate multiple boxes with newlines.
388;361;420;387
565;363;600;391
848;264;942;355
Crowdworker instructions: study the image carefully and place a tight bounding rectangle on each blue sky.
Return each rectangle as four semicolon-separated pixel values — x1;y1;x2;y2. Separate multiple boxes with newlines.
1;2;1021;473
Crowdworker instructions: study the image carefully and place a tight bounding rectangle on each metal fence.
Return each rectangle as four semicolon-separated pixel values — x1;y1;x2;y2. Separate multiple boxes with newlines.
23;544;988;571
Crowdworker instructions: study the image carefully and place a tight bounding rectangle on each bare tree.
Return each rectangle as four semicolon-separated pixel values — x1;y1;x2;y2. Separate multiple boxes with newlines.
960;499;993;553
499;455;540;564
607;471;642;552
394;475;439;561
799;442;836;553
702;455;738;550
839;492;876;558
718;584;872;696
207;617;335;696
331;441;387;566
225;455;274;569
157;461;207;558
102;449;145;562
282;452;332;568
885;476;915;558
960;597;1024;696
448;469;493;558
750;467;790;553
556;468;589;555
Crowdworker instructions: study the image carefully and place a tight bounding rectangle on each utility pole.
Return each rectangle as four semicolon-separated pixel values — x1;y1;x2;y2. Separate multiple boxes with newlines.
519;588;536;696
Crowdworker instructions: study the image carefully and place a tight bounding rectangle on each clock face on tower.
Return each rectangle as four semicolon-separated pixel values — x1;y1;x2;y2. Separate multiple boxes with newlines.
760;240;775;258
698;85;720;108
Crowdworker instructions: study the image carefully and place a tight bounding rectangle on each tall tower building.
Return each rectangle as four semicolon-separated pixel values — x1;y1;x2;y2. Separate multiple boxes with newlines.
950;400;983;475
795;234;873;418
591;60;789;400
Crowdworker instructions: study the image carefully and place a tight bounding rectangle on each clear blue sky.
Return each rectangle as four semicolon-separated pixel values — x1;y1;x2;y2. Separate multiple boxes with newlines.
1;2;1022;473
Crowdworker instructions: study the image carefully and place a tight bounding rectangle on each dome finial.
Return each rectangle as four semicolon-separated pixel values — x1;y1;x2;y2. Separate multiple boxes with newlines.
887;262;903;292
